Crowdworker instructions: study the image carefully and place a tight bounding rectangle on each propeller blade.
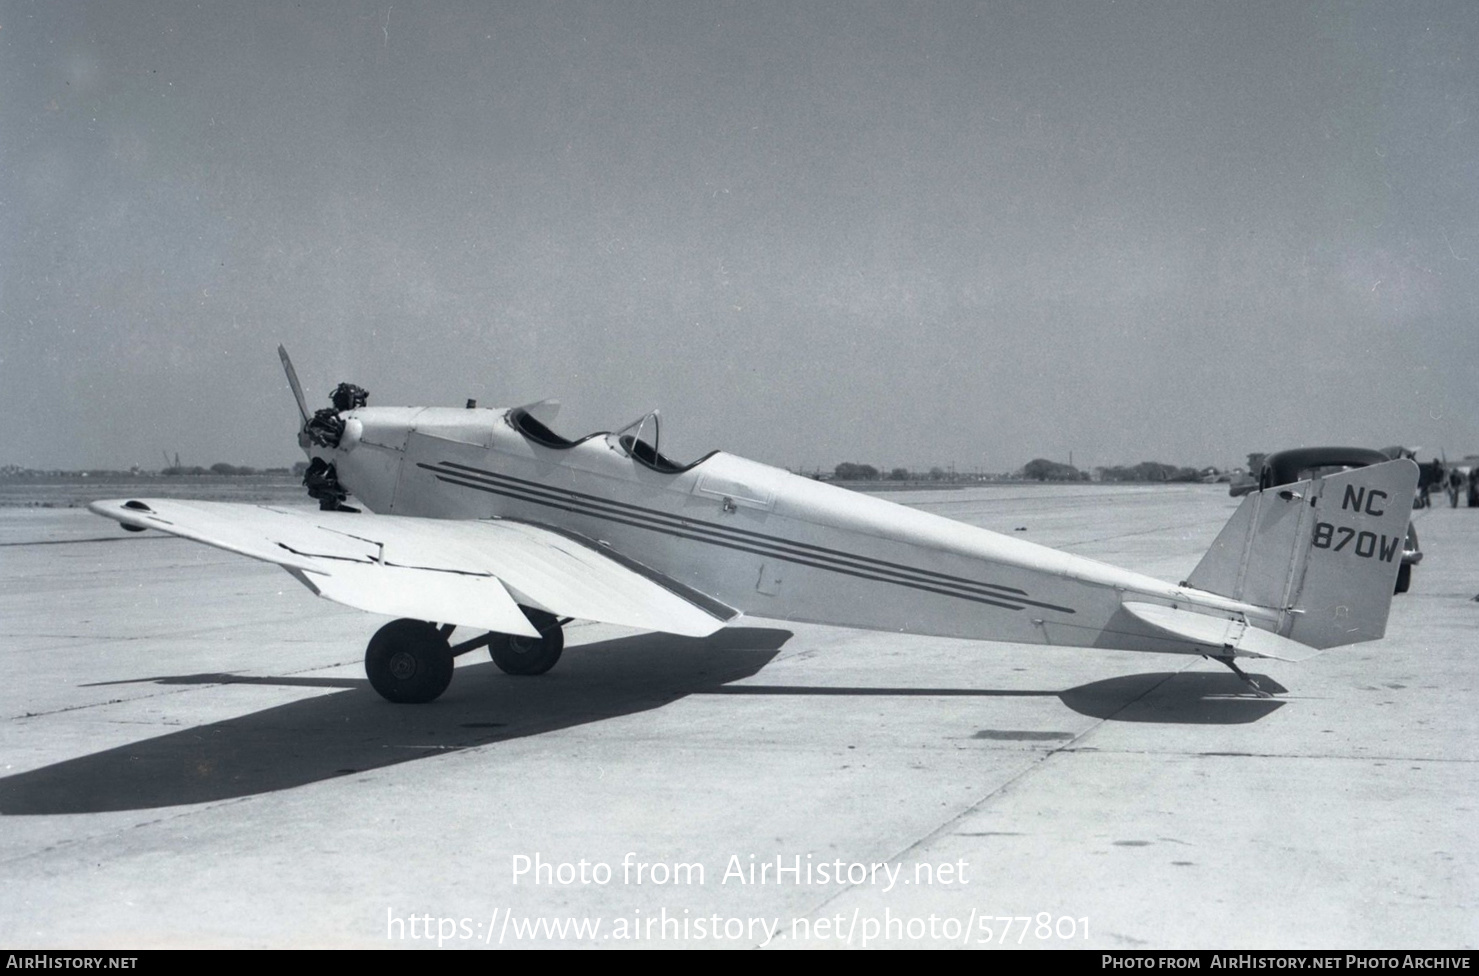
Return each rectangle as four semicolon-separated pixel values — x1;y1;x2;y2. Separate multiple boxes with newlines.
278;345;310;426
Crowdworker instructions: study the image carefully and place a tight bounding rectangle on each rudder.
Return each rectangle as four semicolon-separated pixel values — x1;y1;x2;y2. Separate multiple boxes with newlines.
1186;459;1418;649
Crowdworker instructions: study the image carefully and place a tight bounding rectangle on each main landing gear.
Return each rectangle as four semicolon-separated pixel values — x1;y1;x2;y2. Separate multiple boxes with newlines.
363;607;569;703
489;607;565;676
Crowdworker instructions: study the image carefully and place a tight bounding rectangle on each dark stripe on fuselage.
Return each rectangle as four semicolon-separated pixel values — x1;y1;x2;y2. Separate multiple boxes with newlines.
432;461;1034;598
416;461;1077;616
430;472;1030;612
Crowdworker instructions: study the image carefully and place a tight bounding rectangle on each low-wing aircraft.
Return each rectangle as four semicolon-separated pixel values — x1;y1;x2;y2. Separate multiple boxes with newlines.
90;349;1418;703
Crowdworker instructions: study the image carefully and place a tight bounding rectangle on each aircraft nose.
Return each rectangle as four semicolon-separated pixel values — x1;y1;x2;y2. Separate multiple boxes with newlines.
340;417;363;453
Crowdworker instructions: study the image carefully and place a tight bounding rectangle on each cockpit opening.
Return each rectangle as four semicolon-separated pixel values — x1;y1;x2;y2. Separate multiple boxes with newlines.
612;413;689;473
506;406;716;473
508;406;579;449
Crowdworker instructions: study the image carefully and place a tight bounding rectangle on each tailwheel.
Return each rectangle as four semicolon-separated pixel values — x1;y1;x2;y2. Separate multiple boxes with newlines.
365;618;454;703
1211;655;1274;699
491;607;565;676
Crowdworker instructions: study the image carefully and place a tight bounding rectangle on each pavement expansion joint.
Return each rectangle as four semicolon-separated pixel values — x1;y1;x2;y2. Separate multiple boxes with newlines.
0;536;173;547
774;660;1197;944
1058;515;1233;552
1058;747;1477;763
9;659;362;721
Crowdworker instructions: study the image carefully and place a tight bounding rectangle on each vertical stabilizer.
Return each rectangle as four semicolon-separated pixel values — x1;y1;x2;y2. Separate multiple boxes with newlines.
1186;459;1418;649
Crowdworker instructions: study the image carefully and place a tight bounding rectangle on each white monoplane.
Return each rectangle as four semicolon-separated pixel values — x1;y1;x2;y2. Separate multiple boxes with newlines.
90;349;1418;703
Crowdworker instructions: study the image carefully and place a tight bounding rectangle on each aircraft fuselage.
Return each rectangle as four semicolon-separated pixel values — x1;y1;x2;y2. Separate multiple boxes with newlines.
319;406;1268;654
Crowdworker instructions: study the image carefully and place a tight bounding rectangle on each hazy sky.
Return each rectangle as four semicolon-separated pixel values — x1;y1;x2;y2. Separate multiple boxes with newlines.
3;1;1476;473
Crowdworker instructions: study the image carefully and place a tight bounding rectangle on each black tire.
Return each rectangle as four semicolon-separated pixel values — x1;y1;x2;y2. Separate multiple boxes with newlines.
491;607;564;676
1394;561;1412;595
365;618;454;703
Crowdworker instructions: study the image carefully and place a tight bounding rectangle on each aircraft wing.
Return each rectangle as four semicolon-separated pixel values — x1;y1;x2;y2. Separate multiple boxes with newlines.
88;499;737;638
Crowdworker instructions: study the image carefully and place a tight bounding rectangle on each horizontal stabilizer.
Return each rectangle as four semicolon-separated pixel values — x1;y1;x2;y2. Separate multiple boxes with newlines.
1122;602;1321;662
89;499;735;637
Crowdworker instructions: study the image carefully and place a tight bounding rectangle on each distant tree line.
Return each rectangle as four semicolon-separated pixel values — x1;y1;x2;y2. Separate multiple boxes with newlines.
833;462;880;480
828;458;1232;484
1095;462;1204;483
1020;459;1088;482
162;463;257;476
162;463;292;476
835;463;962;482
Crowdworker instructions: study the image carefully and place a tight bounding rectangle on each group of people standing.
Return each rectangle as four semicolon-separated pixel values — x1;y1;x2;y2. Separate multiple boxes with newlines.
1416;462;1479;508
1442;465;1479;508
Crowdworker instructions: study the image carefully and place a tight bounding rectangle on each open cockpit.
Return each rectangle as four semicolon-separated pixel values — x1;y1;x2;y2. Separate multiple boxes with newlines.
507;403;586;450
506;403;717;473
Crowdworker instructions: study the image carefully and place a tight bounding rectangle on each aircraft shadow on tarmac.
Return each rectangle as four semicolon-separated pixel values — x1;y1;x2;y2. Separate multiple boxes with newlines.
1055;671;1286;723
0;637;1281;817
0;628;791;816
701;671;1285;726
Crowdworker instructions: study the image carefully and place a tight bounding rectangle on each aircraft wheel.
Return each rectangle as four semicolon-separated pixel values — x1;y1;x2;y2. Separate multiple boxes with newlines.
491;607;564;676
365;618;454;703
1394;561;1412;595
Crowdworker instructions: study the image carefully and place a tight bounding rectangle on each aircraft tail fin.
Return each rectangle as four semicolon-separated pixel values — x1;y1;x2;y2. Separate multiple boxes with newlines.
1185;459;1418;650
